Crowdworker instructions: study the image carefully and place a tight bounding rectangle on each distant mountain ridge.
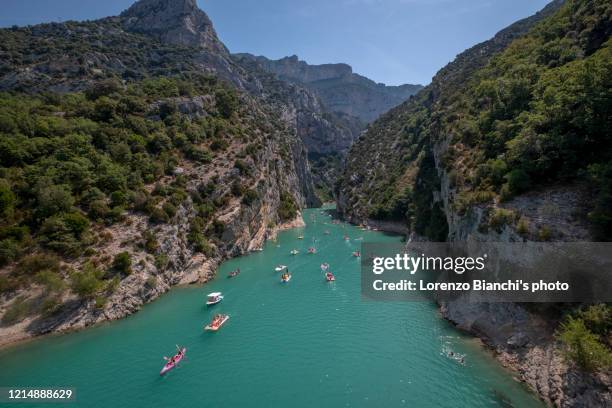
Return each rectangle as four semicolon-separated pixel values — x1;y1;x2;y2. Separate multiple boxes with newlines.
235;54;422;123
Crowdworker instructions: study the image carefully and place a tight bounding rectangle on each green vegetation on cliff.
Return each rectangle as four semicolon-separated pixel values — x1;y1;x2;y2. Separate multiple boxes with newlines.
340;0;611;240
557;304;612;371
0;74;267;301
436;0;611;237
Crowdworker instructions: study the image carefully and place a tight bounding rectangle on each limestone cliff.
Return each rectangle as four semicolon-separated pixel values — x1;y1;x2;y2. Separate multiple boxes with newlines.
238;54;423;123
0;0;317;346
121;0;228;55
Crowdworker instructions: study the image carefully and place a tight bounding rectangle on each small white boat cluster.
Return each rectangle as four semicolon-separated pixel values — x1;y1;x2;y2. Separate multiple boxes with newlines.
161;213;364;375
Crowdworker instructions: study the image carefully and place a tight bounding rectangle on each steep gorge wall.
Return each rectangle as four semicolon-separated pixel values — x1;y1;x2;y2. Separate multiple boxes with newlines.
338;0;612;405
0;0;319;346
238;54;422;123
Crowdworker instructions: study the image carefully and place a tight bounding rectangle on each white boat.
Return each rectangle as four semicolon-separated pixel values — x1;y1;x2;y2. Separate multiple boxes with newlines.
320;263;330;271
206;292;224;306
290;249;299;255
275;265;288;272
297;236;304;240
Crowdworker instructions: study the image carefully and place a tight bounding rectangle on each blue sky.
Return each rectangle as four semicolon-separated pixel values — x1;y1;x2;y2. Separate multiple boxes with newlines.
1;0;550;85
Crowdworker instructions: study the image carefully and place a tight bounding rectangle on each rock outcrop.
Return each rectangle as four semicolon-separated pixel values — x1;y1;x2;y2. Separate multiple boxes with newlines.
121;0;228;55
235;54;361;200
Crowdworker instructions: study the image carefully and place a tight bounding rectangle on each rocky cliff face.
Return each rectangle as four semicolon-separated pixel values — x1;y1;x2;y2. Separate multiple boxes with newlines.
234;53;421;201
234;52;419;200
338;0;612;405
0;0;318;346
234;54;362;200
121;0;228;54
238;54;422;123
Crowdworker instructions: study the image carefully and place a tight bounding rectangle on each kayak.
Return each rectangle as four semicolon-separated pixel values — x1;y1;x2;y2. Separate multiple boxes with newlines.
204;315;230;331
275;265;288;272
160;347;186;375
326;272;335;282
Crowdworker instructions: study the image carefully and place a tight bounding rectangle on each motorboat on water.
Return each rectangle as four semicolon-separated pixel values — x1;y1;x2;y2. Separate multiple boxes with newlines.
281;273;292;283
352;251;361;257
325;272;335;282
290;249;299;255
343;235;350;241
204;314;230;331
324;230;330;235
320;263;330;271
307;247;316;254
297;235;304;240
228;268;240;278
206;292;223;306
275;265;288;272
160;346;186;375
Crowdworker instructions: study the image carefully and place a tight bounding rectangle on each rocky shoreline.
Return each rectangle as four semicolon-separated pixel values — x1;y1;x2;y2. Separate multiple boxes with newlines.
0;212;306;350
336;212;611;407
440;301;611;407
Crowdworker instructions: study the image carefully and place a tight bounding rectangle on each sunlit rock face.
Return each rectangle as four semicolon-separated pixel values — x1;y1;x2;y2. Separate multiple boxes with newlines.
121;0;228;55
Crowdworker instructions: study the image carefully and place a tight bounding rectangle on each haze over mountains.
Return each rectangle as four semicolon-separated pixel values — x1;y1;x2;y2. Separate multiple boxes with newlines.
235;54;422;123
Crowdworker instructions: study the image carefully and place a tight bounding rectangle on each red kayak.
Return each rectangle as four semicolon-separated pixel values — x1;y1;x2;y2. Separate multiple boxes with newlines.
326;272;335;282
160;347;186;375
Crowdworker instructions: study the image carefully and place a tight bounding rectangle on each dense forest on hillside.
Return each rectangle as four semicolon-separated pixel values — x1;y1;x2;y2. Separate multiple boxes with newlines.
0;74;300;318
340;0;611;241
436;0;611;237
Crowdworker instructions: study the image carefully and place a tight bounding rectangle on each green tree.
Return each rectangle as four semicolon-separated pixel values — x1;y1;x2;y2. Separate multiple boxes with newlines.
112;252;132;276
215;88;239;119
557;316;612;372
70;263;105;299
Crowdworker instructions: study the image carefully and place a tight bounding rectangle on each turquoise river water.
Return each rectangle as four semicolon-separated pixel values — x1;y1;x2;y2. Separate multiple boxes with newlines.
0;207;543;407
